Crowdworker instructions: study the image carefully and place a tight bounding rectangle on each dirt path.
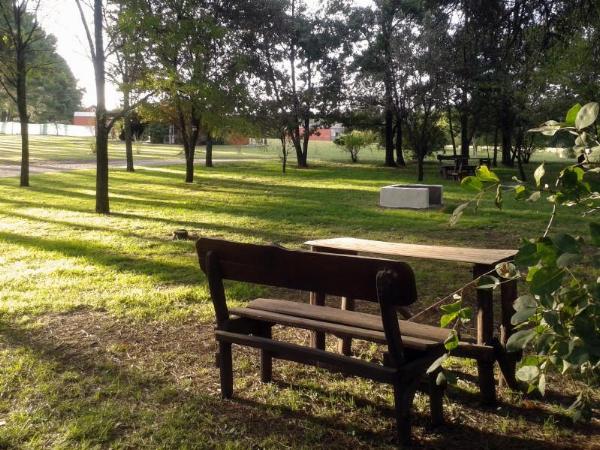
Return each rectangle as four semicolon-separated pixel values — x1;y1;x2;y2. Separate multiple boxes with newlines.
0;157;266;178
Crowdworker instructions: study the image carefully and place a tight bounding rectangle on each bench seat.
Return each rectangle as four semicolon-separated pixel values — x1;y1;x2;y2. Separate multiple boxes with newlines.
230;298;452;352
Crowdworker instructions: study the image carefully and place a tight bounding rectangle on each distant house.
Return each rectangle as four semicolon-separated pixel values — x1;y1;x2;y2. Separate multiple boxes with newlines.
73;108;96;126
303;123;345;141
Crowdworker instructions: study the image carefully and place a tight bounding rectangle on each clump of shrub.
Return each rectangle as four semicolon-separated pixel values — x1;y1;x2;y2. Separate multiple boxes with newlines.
334;130;377;162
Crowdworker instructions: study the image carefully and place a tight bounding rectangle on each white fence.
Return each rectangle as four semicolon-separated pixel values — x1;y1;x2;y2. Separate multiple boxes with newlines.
0;122;95;137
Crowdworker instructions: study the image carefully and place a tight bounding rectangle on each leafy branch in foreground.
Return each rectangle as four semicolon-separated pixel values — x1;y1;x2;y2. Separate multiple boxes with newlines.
449;102;600;422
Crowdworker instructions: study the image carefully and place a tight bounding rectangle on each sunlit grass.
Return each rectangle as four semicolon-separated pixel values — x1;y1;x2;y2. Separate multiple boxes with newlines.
0;155;596;448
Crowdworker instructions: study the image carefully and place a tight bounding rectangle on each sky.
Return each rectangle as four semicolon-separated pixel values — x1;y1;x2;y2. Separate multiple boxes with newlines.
38;0;372;111
39;1;122;109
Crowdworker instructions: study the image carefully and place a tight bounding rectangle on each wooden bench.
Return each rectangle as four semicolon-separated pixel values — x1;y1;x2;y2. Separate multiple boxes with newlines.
196;237;453;444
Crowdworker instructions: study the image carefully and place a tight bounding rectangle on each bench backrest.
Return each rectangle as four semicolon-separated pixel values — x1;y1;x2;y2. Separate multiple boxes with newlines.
196;237;417;307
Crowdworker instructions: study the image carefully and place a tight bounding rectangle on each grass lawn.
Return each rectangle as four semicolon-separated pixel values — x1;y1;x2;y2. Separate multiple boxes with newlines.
0;138;598;448
0;134;575;165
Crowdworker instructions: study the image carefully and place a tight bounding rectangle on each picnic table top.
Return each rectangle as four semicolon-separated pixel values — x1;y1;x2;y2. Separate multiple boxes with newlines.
305;237;517;266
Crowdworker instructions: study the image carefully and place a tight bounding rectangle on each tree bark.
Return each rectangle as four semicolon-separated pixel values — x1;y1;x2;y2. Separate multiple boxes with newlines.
205;131;213;168
384;107;395;166
417;154;424;181
447;104;457;157
394;115;405;166
123;90;134;172
460;111;470;157
94;0;110;214
16;74;29;187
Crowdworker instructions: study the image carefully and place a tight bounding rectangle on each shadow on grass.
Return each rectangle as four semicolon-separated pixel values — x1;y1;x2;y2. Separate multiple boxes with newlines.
0;315;587;449
0;230;201;286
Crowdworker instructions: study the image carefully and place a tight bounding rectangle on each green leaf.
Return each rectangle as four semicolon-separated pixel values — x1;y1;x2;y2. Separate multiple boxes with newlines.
538;374;546;396
444;332;459;351
440;312;458;328
476;165;500;182
450;202;469;226
575;102;599;130
511;307;536;325
435;371;447;386
534;163;545;188
529;266;565;295
506;329;536;352
426;353;448;374
495;184;503;209
556;252;581;268
440;300;462;315
516;365;540;383
554;234;580;254
514;294;537;310
527;191;541;202
477;275;500;290
590;223;600;246
515;242;539;268
461;176;484;192
514;184;528;200
565;103;582;126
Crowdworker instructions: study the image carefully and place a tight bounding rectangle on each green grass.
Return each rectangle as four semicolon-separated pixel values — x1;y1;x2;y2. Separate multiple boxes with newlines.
0;137;598;448
0;134;575;164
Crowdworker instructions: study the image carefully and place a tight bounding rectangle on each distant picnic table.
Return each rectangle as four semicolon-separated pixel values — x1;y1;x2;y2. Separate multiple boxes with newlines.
437;154;493;180
305;237;519;404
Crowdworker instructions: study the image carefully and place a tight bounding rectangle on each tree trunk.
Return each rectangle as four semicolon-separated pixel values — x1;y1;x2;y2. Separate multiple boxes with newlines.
123;92;134;172
280;133;287;174
447;104;457;157
94;0;110;214
17;96;29;187
95;122;110;213
384;107;395;166
301;114;310;167
417;154;424;181
205;132;213;168
395;115;405;166
185;148;195;183
460;112;470;157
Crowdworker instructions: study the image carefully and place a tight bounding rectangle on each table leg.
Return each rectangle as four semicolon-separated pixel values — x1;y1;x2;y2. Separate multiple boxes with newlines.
498;279;520;389
309;291;326;350
337;297;355;355
474;264;496;404
309;245;358;354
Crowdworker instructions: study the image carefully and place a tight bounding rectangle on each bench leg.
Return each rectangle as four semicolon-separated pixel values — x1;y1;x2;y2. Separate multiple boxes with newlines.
337;297;354;356
219;341;233;399
428;372;445;427
393;379;419;446
475;264;497;405
259;325;273;383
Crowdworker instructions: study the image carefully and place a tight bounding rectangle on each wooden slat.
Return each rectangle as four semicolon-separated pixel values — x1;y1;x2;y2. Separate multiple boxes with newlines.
215;330;398;383
229;307;445;352
247;298;451;342
197;238;417;306
305;237;517;266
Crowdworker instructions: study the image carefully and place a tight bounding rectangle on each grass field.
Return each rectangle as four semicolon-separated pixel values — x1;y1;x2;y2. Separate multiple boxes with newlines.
0;134;575;165
0;136;597;448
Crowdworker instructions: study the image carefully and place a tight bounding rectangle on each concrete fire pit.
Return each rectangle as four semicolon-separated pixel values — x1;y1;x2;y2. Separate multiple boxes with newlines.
379;184;443;209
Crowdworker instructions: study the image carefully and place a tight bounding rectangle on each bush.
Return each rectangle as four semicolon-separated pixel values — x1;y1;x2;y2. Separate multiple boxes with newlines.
334;130;377;162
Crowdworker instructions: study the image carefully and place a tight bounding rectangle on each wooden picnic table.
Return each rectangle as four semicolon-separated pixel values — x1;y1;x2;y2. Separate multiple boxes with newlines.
304;237;520;404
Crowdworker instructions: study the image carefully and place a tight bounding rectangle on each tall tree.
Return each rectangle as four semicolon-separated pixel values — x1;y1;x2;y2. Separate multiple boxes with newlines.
242;0;350;168
76;0;112;213
0;0;41;187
